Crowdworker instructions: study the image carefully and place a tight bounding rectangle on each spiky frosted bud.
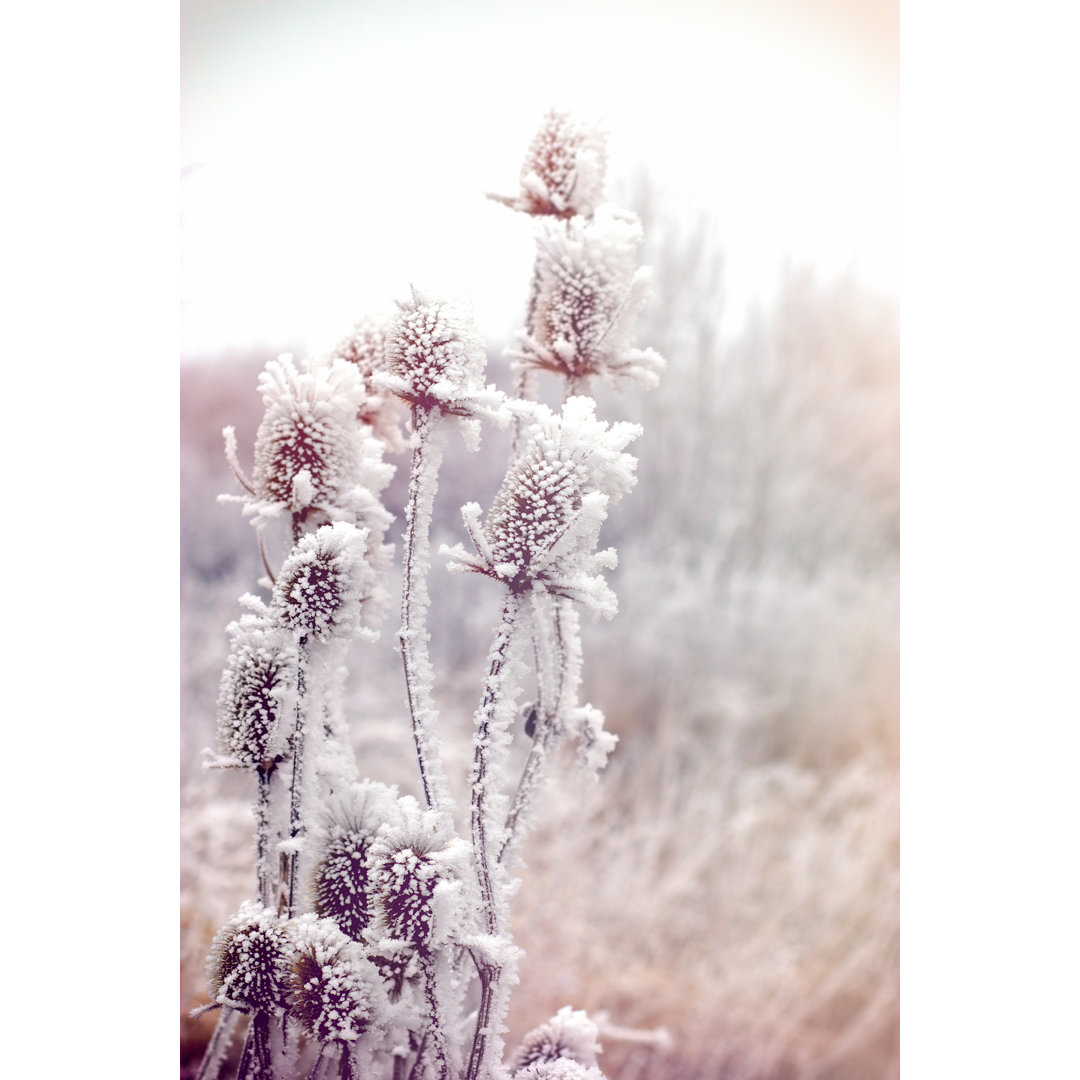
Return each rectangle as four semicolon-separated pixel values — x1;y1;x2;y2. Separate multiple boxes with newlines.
512;207;665;393
444;399;639;615
206;902;294;1014
310;781;397;941
369;797;468;952
490;110;607;218
377;288;509;433
273;522;378;643
331;314;407;453
216;612;296;767
511;1006;603;1072
289;914;384;1044
225;352;395;538
514;1062;607;1080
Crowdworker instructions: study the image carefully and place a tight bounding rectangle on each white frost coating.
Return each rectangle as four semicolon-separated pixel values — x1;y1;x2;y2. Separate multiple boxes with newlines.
510;206;665;394
565;705;618;777
488;109;608;219
206;901;294;1014
510;1005;603;1071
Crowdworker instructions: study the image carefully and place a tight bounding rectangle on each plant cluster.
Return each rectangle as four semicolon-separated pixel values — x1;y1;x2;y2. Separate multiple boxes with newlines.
193;110;664;1080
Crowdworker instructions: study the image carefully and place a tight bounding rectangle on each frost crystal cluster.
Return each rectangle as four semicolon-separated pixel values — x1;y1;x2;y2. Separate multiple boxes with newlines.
195;110;666;1080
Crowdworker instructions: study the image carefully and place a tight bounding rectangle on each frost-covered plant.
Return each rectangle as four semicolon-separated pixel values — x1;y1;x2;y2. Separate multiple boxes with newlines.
511;207;665;397
488;108;607;219
194;110;663;1080
509;1005;603;1072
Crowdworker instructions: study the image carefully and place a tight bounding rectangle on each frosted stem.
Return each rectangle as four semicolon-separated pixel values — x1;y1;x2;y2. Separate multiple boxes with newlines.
237;1012;274;1080
281;634;310;919
398;406;453;819
254;765;276;907
418;953;450;1080
195;1006;239;1080
466;591;523;1080
500;598;579;864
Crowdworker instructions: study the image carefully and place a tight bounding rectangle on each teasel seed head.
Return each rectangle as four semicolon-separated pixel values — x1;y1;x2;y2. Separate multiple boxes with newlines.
511;1006;603;1072
310;781;397;941
444;399;639;616
489;109;607;219
369;797;468;953
511;206;665;394
289;914;384;1044
377;287;509;437
330;313;407;453
514;1063;607;1080
216;612;296;768
206;901;295;1014
273;522;378;643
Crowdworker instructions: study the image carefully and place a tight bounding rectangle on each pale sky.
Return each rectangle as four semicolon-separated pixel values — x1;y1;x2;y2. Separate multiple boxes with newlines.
180;0;897;357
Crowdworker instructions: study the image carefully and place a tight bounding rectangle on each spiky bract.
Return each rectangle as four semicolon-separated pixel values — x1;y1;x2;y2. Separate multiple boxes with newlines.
511;1006;603;1071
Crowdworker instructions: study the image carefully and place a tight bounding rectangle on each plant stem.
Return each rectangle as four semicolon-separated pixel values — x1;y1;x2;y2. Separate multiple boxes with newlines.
195;1006;239;1080
500;598;579;864
281;634;309;919
254;765;276;907
398;406;453;820
465;590;524;1080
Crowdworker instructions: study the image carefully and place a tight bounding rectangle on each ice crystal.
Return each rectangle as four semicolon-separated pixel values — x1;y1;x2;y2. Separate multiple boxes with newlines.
511;1006;603;1071
310;781;398;941
444;398;639;616
289;914;384;1044
490;109;607;219
273;522;379;643
224;351;395;538
369;797;468;952
216;612;296;768
511;207;665;393
206;902;294;1014
378;287;509;434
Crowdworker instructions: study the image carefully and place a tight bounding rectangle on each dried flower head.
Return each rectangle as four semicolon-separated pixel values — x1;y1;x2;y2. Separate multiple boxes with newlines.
223;352;395;538
310;781;398;941
514;1062;607;1080
330;314;407;453
273;522;379;643
289;914;384;1044
216;612;296;768
369;797;468;953
206;902;294;1014
377;287;509;437
444;398;639;616
489;110;607;219
511;1006;603;1072
511;207;665;394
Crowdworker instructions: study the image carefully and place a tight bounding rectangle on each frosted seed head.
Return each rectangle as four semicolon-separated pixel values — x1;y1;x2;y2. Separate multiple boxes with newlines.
216;613;296;768
273;522;378;642
511;1005;603;1071
206;902;294;1014
289;914;384;1044
491;110;608;218
514;1062;607;1080
310;781;398;941
449;399;638;611
369;797;468;952
331;313;408;453
512;208;666;394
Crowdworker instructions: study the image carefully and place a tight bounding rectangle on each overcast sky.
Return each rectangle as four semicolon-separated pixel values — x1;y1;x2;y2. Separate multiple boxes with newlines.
180;0;897;357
